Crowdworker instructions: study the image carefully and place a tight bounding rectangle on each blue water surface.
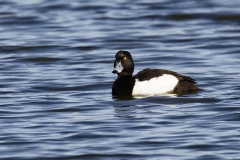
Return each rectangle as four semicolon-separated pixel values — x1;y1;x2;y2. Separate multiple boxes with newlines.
0;0;240;159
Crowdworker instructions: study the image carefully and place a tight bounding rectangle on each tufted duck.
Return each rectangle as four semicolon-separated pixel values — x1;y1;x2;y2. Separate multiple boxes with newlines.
112;50;199;96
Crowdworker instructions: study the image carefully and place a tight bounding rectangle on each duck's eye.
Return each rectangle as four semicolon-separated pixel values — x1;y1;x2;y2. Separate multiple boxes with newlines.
123;57;127;60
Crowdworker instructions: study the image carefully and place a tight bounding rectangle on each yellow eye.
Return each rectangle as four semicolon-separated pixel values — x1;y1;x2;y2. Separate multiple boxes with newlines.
123;57;127;60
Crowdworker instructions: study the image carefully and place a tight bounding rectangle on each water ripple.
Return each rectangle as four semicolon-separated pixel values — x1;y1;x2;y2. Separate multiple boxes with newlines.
0;0;240;159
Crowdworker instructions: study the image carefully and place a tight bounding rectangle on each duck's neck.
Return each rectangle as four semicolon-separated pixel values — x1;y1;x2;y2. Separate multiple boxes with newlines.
117;72;133;77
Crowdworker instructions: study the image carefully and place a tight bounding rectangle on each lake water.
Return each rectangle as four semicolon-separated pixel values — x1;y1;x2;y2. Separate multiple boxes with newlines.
0;0;240;159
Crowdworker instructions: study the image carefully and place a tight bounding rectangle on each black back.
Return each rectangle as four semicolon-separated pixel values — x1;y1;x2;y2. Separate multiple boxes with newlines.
134;68;197;84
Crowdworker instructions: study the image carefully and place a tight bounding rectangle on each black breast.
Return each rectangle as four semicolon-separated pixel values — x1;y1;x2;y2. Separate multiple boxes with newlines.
112;75;135;95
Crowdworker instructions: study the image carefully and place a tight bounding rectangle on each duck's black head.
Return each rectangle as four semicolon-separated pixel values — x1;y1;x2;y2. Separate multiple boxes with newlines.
112;50;134;76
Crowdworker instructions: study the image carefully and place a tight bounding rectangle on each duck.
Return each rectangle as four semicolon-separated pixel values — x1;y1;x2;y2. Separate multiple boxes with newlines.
112;50;199;96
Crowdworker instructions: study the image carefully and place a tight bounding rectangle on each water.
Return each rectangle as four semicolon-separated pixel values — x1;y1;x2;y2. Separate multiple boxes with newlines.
0;0;240;159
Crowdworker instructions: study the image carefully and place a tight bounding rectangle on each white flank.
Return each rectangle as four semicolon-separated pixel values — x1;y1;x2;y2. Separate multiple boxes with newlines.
114;60;123;73
132;74;178;95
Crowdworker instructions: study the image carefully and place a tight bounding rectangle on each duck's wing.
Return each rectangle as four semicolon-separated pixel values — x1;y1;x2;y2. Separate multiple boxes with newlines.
134;68;197;84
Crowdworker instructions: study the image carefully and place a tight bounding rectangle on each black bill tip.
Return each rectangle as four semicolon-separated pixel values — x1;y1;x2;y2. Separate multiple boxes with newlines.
112;70;118;74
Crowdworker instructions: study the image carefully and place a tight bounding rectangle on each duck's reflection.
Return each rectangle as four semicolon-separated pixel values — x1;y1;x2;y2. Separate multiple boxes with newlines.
112;95;135;101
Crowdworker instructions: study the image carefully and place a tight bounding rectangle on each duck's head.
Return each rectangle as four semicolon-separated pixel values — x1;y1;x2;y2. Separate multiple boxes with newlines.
112;50;134;76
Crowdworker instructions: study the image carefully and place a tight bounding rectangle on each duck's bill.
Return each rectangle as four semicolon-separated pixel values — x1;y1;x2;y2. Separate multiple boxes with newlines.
112;60;123;74
112;70;118;74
